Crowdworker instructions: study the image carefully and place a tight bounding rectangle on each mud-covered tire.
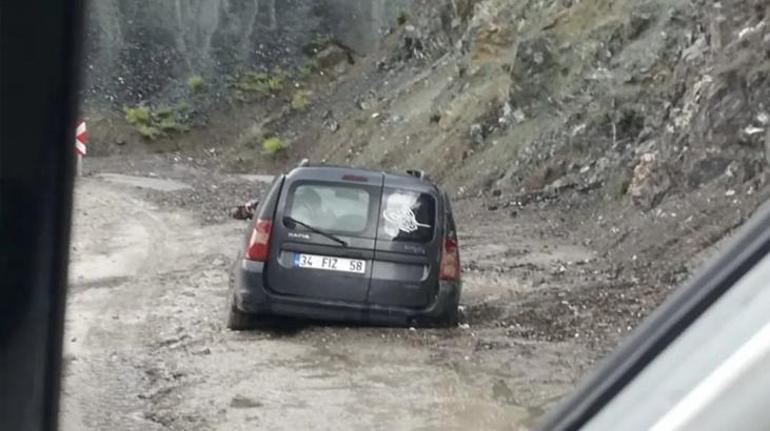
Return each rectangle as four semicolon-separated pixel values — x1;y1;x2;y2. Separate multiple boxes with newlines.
416;305;459;328
225;291;253;331
433;307;459;328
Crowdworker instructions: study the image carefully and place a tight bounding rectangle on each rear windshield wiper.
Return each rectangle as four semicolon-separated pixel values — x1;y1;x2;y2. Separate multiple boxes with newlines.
283;216;348;247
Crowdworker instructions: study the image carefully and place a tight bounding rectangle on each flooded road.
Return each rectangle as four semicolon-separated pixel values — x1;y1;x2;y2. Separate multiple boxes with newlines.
61;172;591;430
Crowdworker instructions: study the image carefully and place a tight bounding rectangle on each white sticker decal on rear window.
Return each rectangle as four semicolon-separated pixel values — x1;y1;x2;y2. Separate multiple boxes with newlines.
382;192;431;236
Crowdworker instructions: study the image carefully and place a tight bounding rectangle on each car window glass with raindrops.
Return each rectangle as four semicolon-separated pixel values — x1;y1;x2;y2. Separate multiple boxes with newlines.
287;184;371;234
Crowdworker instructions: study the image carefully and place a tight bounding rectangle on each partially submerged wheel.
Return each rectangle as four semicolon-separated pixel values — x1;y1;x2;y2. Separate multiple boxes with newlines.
225;291;253;331
434;306;459;328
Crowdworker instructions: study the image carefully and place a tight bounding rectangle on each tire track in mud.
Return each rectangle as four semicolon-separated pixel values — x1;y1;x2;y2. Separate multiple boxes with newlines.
62;179;190;430
62;177;242;430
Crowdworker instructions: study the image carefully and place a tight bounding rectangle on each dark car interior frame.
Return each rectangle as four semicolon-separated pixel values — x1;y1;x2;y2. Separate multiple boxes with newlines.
2;2;770;431
0;1;86;430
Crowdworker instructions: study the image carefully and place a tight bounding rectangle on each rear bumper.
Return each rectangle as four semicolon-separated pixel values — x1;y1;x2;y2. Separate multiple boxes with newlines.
234;259;461;326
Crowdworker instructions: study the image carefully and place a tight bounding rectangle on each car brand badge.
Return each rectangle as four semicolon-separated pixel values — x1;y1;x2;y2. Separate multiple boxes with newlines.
288;232;311;240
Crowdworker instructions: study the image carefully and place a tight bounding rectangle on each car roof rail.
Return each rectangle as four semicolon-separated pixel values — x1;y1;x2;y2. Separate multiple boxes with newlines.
406;169;426;180
298;158;310;167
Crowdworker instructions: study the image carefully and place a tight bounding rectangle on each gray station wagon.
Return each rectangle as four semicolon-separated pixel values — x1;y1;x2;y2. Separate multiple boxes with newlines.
227;164;462;329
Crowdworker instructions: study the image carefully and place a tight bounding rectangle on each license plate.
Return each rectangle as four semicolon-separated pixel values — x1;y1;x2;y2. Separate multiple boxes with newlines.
293;253;366;274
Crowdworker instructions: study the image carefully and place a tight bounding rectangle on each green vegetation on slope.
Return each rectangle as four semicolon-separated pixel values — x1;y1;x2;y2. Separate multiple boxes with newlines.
262;136;286;156
124;104;191;140
232;70;286;102
187;75;205;92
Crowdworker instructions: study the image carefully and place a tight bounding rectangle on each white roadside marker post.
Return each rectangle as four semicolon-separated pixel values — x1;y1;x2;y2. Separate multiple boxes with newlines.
75;120;87;176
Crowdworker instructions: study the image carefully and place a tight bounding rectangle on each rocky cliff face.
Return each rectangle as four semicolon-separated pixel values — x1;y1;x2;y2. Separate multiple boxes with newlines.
288;0;769;207
81;0;409;107
84;0;770;207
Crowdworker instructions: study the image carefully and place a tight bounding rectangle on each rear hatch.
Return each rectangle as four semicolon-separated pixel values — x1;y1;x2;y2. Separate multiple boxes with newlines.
266;168;383;303
367;175;441;309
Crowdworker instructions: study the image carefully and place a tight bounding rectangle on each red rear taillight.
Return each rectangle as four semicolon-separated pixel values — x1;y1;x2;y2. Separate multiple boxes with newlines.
245;219;273;262
439;235;460;281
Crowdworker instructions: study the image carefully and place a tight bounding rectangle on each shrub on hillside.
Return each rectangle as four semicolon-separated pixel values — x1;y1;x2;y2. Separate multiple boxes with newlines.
123;104;190;140
291;91;311;111
187;75;205;92
262;137;286;155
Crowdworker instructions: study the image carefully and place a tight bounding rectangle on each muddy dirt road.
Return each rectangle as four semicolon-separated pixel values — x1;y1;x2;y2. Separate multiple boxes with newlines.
60;158;600;430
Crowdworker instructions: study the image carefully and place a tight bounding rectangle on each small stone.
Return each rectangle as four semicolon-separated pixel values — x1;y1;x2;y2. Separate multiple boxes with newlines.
323;119;340;132
744;126;765;136
628;153;671;210
469;124;484;146
230;395;263;409
316;44;351;69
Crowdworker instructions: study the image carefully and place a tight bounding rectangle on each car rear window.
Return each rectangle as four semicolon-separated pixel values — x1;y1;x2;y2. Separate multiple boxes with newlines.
378;189;436;243
286;184;372;234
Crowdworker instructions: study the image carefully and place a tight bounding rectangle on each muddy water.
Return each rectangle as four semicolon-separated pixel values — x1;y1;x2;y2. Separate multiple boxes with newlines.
61;175;586;430
176;333;534;430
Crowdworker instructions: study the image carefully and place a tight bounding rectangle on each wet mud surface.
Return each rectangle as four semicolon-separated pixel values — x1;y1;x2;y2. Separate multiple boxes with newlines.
62;155;754;430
